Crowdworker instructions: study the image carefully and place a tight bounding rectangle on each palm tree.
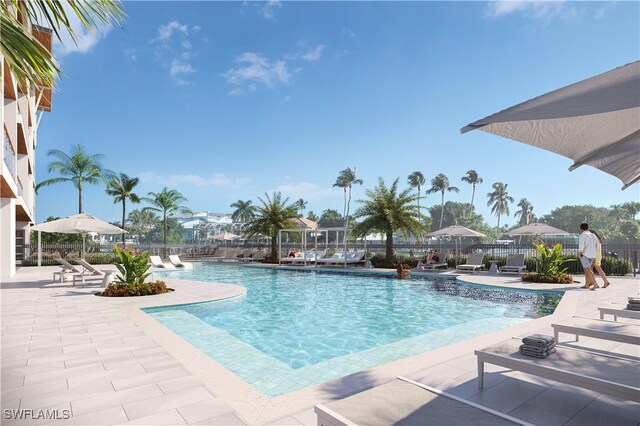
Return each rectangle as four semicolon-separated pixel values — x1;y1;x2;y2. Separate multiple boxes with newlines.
141;188;192;257
127;209;159;243
1;0;125;90
295;198;308;216
230;200;257;224
36;144;113;213
461;170;483;208
426;174;459;230
407;171;426;218
487;182;514;231
106;173;140;245
244;192;299;260
353;178;426;262
514;198;535;226
334;167;363;242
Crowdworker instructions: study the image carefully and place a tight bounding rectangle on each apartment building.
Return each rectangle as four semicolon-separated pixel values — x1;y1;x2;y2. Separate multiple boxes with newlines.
1;17;52;280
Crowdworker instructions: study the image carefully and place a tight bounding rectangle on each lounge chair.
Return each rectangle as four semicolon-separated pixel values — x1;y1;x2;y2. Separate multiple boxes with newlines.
315;376;532;426
456;253;484;272
149;255;176;269
419;253;448;270
315;252;345;265
53;258;82;282
552;317;640;345
281;251;326;264
317;251;367;266
599;304;640;321
73;259;113;286
475;338;640;402
169;255;192;269
498;254;526;274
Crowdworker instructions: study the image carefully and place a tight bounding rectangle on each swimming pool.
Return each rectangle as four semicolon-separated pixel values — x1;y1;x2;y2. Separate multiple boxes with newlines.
146;263;561;396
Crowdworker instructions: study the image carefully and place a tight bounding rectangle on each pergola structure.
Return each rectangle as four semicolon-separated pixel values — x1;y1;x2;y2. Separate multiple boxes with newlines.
278;226;367;267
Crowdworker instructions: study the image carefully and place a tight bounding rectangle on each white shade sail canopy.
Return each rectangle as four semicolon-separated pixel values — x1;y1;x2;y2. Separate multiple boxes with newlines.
461;61;640;190
426;225;486;238
31;213;126;234
208;232;240;241
506;222;569;237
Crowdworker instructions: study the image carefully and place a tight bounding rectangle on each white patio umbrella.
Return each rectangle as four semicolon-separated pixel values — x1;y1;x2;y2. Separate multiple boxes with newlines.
426;225;486;238
31;213;126;265
461;61;640;190
506;222;569;237
208;231;240;241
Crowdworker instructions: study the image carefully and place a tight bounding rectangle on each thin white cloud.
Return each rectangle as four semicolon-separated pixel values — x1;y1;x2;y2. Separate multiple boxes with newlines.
52;7;112;56
484;1;580;20
274;182;335;201
170;59;194;77
222;52;290;89
258;0;282;20
300;44;325;62
124;48;137;60
151;21;188;43
139;172;251;189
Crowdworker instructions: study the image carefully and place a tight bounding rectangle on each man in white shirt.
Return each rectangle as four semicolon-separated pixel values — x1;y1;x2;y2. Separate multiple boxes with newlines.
578;223;599;289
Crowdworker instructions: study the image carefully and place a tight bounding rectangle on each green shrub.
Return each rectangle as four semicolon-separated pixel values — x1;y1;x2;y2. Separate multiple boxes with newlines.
113;246;151;286
522;272;573;283
100;281;170;297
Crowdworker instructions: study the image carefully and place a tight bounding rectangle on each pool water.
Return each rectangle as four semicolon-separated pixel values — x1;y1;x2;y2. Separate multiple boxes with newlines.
146;263;561;396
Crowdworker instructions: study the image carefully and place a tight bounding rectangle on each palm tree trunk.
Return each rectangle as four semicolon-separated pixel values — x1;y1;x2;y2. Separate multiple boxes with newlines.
471;185;476;207
386;230;394;262
78;180;83;214
344;186;352;247
343;188;347;218
270;234;277;260
121;199;126;246
163;212;167;258
439;191;445;229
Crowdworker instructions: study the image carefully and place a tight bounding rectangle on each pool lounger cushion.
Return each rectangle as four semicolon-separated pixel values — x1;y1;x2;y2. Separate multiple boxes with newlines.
315;377;532;426
552;317;640;345
475;338;640;403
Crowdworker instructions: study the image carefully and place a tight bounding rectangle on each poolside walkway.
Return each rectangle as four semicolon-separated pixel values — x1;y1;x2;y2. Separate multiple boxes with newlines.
1;265;639;425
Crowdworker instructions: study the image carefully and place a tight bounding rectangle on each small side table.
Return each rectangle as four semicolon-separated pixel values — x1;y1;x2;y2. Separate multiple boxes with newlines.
489;261;499;273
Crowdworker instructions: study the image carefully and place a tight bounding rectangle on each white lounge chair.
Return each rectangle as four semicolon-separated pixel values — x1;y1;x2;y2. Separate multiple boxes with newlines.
169;255;192;269
149;255;176;269
421;252;448;270
552;317;640;345
315;252;345;265
499;254;526;274
476;338;640;403
281;251;326;264
73;259;113;287
456;253;484;272
315;376;532;426
53;258;82;282
599;304;640;321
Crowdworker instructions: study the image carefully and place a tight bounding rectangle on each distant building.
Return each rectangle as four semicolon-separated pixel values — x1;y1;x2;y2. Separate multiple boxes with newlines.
175;211;235;241
1;14;52;279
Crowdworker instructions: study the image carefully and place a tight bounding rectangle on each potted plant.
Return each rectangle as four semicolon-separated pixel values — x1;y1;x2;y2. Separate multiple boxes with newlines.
99;246;171;296
522;241;573;284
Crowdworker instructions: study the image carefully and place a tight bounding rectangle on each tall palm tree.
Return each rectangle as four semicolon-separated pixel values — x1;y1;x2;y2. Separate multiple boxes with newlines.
295;198;308;216
106;173;140;245
127;209;158;243
487;182;514;231
353;178;426;262
244;192;299;260
407;171;426;218
1;0;125;90
334;167;363;242
230;200;257;224
461;170;483;208
426;174;459;230
514;198;535;226
141;188;192;257
36;144;113;213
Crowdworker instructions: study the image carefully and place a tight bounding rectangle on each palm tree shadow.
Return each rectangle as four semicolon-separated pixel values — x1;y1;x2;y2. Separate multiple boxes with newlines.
317;369;390;401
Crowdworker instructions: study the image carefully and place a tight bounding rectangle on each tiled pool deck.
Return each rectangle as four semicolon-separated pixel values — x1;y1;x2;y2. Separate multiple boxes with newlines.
1;264;639;425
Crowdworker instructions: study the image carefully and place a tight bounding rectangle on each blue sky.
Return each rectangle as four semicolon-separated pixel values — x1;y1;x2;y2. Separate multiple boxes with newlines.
36;1;639;227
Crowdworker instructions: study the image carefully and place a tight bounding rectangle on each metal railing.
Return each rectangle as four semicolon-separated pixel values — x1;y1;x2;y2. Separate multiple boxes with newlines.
3;129;17;182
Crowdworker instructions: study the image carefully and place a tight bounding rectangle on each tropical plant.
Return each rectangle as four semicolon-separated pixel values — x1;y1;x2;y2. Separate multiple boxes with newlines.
461;170;483;208
407;171;426;219
106;173;140;245
334;167;363;242
141;188;191;257
1;0;125;90
36;144;114;213
306;211;319;222
102;281;169;297
514;198;535;226
244;192;299;260
533;241;570;276
295;198;308;216
486;182;514;231
127;209;159;243
352;178;426;261
426;173;459;230
113;246;151;286
230;200;257;223
426;202;486;233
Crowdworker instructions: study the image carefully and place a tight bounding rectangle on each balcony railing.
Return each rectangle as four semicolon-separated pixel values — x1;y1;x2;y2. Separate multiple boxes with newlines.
3;129;17;182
